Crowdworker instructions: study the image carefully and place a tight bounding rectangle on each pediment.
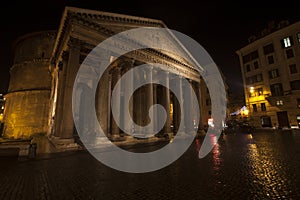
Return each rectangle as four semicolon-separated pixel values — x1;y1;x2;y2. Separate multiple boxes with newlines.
52;7;202;74
66;6;166;33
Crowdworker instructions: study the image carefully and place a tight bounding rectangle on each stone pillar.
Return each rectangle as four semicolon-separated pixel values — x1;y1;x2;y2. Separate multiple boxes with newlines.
60;40;80;139
54;54;68;137
107;74;112;135
132;66;142;133
174;76;184;133
153;78;158;133
162;71;171;135
95;57;112;137
123;61;134;134
172;92;179;133
183;79;194;133
111;67;121;139
145;66;153;134
195;81;203;133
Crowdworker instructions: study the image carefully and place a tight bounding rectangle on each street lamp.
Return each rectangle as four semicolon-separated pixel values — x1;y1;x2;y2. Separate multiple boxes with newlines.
243;108;249;116
249;86;254;95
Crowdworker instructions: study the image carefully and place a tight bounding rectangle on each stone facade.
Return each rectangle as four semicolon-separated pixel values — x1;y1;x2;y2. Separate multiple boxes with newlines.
236;21;300;128
3;31;56;138
3;7;215;151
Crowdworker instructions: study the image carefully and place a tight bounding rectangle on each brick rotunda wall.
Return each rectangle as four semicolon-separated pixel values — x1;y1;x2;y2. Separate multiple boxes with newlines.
3;31;56;138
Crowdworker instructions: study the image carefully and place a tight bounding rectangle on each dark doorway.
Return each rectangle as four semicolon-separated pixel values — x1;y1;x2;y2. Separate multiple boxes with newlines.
261;116;272;127
277;111;289;129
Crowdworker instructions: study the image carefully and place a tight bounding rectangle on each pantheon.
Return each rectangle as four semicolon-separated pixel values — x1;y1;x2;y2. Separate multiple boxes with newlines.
2;7;218;152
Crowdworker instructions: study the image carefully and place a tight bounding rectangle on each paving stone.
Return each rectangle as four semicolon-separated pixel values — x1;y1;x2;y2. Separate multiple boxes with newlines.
0;131;300;199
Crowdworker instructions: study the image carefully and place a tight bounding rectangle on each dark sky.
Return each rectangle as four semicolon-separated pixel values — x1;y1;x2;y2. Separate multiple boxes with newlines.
1;0;300;95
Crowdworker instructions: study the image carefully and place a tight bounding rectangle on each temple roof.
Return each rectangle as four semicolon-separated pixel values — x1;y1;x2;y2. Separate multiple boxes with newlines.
51;7;202;79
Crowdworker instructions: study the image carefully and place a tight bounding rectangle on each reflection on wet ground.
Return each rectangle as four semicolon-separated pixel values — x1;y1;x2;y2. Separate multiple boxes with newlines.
193;131;300;199
0;131;300;199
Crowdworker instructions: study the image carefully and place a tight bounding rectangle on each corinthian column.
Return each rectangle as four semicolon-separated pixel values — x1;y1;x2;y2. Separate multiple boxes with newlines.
174;76;184;134
145;66;154;135
194;81;203;133
110;67;121;140
183;79;194;133
60;39;81;139
54;53;68;137
123;60;134;134
162;71;171;135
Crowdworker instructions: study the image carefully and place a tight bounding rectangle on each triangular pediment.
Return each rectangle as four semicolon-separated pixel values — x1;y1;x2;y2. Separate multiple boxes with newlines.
66;6;167;33
52;7;201;75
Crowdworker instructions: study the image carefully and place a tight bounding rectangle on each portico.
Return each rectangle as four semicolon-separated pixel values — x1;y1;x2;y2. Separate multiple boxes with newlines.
47;7;204;146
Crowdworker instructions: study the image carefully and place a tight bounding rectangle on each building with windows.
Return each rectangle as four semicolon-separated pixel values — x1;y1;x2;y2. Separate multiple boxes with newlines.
236;20;300;128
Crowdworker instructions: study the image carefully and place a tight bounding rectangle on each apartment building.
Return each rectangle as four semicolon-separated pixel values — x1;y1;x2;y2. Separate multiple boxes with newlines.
236;20;300;128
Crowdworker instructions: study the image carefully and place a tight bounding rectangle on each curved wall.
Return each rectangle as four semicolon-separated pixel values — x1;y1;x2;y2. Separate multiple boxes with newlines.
4;31;56;138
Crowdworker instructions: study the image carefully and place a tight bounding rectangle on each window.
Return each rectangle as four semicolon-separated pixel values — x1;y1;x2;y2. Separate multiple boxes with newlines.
290;80;300;90
261;103;266;111
252;104;257;112
242;50;259;64
256;74;263;82
246;64;251;72
253;61;259;69
246;77;252;85
269;69;279;79
297;33;300;43
297;98;300;108
258;88;263;96
289;64;297;74
263;43;274;54
270;83;283;96
286;49;294;59
267;55;274;64
246;74;263;85
276;100;283;106
250;87;263;97
281;36;293;48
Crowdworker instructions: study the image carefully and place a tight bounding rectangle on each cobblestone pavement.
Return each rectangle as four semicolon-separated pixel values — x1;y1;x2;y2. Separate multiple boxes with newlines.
1;130;300;199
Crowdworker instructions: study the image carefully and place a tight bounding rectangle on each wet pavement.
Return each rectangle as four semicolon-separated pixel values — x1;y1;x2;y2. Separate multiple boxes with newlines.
1;130;300;199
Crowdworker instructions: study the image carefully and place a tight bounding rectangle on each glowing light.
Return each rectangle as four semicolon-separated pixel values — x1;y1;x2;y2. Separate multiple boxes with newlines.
249;86;254;94
208;118;214;127
243;108;249;116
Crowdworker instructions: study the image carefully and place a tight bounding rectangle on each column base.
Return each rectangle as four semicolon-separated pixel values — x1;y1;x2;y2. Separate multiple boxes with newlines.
155;132;172;139
49;136;80;152
174;131;196;138
109;134;126;142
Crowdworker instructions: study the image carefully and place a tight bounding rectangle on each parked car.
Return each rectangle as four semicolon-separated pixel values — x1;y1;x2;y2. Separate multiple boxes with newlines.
223;120;255;134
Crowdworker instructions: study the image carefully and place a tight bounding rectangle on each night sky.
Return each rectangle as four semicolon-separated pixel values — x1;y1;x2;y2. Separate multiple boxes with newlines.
1;0;300;95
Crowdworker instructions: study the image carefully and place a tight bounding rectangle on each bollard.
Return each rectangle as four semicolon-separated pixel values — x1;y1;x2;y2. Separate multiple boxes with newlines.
28;143;37;159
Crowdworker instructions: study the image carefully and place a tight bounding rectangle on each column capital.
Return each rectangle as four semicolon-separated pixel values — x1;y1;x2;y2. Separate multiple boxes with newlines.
146;65;154;71
68;37;82;49
61;51;69;60
109;66;121;75
163;70;170;75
